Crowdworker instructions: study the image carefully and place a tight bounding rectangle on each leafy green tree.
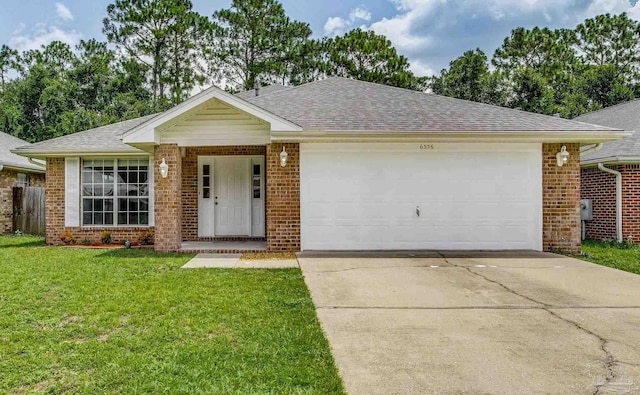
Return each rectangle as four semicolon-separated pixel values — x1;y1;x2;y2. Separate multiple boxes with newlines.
430;48;506;105
575;13;640;79
208;0;312;91
509;68;557;115
0;39;156;142
0;45;20;95
577;64;634;109
493;27;580;115
493;27;577;79
324;29;425;90
103;0;206;106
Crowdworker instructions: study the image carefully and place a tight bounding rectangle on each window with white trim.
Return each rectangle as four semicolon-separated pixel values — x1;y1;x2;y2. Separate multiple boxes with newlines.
16;173;28;187
81;159;149;226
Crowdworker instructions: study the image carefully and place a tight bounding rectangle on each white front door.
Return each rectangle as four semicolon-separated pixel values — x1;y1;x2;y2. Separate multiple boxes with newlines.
214;156;251;236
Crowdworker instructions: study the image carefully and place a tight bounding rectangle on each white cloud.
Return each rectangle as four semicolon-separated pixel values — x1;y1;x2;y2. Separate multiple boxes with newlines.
350;6;372;22
55;3;74;22
361;0;640;77
10;24;81;52
324;5;373;36
408;59;434;76
585;0;630;16
324;17;347;36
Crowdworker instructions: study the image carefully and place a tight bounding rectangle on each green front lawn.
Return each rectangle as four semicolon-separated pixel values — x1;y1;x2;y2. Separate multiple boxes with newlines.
0;236;344;394
580;239;640;275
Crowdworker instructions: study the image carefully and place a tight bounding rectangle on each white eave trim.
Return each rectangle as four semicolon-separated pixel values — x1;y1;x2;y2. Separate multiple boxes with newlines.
0;161;46;174
11;150;147;160
271;130;632;143
580;156;640;166
121;86;302;145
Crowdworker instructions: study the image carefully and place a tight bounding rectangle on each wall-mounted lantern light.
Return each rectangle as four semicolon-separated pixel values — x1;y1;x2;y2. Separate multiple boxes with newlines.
159;158;169;178
556;145;570;167
280;147;288;167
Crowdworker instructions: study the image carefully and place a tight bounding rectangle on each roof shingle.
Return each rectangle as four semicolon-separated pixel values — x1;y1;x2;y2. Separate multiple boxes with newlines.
574;100;640;163
0;132;44;171
13;77;623;157
15;114;158;155
246;77;619;132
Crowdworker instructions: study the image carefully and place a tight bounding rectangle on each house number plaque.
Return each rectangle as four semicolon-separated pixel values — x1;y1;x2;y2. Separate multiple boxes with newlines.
419;144;434;150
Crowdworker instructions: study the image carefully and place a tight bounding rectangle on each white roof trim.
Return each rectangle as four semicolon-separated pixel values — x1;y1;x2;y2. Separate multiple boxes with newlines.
580;156;640;166
271;130;632;144
122;86;302;145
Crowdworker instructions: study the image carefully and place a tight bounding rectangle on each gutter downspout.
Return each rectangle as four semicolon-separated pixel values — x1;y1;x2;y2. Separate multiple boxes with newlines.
598;163;623;243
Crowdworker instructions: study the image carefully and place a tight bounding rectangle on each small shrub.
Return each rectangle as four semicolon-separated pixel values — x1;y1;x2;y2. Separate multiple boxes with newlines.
80;238;91;246
14;229;23;237
60;231;76;245
101;231;112;245
138;230;155;246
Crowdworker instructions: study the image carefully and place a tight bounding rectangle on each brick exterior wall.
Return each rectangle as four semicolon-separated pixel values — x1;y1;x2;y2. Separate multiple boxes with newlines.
266;143;300;251
0;169;45;235
580;166;617;240
154;144;182;252
44;158;153;245
542;143;581;254
622;164;640;241
581;164;640;243
181;146;266;241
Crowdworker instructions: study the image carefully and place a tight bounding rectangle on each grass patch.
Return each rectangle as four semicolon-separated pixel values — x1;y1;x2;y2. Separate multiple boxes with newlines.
0;236;344;394
580;239;640;275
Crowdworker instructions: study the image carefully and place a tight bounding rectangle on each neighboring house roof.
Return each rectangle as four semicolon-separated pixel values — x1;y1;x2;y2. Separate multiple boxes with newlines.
13;77;628;158
246;77;618;132
234;84;292;100
575;100;640;165
13;114;159;157
0;131;45;172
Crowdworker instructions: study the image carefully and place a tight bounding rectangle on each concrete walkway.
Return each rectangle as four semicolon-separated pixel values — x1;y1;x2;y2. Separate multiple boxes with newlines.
182;253;298;268
299;252;640;395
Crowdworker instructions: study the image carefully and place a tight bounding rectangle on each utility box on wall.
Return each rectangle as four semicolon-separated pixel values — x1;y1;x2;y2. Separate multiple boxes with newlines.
580;199;593;221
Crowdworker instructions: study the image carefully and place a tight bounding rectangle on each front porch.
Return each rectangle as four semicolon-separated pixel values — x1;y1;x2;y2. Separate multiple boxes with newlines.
153;143;300;253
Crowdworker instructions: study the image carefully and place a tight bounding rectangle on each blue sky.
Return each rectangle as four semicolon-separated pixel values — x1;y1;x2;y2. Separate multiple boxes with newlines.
1;0;640;77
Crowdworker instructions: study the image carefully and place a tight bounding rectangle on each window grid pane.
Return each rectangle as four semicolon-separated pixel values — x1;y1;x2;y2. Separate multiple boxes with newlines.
116;159;150;226
81;160;115;226
81;159;149;226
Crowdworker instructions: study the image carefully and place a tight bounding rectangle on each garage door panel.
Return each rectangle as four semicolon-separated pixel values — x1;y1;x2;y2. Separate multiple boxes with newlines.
300;143;542;251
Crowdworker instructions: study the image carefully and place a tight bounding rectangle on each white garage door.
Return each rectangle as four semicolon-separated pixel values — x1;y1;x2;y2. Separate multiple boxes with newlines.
300;143;542;251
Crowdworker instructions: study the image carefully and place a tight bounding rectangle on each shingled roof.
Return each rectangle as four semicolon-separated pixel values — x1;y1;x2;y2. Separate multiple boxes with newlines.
234;84;292;100
14;114;159;156
13;77;625;157
575;100;640;164
0;131;45;172
246;77;618;132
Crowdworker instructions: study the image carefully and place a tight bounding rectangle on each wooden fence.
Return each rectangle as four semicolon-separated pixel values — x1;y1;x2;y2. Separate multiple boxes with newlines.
13;187;45;236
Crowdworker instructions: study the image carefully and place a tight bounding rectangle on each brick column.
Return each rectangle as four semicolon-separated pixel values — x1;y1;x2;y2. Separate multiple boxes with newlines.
45;158;65;245
0;170;19;235
542;143;581;254
266;143;300;251
154;144;182;252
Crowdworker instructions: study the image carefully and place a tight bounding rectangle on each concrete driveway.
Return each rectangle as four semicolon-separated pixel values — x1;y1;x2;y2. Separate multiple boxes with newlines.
298;251;640;395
